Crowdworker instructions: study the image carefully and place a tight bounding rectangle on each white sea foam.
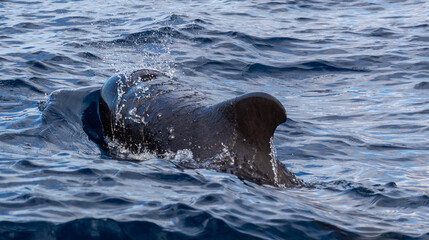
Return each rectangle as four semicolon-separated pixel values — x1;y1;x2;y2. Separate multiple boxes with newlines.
106;138;157;161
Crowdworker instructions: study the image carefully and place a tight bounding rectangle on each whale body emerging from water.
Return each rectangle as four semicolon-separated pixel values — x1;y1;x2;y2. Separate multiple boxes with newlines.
95;69;302;187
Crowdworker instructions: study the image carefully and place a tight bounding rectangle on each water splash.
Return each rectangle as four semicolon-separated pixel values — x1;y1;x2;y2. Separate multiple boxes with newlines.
200;143;236;171
125;107;144;124
269;137;280;186
106;139;157;161
167;149;195;167
94;28;177;77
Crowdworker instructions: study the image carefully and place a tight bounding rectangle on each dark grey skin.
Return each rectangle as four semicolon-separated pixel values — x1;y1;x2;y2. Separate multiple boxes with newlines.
99;69;303;187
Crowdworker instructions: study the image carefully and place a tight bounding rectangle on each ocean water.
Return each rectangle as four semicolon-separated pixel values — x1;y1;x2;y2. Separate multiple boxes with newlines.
1;0;429;239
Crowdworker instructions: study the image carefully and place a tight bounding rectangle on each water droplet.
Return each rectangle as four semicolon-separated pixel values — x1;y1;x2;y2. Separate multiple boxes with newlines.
168;127;174;134
157;113;162;118
168;135;175;141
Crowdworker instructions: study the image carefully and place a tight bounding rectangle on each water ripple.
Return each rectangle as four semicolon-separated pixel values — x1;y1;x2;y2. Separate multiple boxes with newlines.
1;0;428;238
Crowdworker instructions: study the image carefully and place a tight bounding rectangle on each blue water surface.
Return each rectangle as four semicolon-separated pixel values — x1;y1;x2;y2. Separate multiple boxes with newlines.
0;0;428;239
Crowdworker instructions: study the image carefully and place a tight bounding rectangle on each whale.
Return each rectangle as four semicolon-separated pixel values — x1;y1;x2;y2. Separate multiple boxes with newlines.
90;69;302;187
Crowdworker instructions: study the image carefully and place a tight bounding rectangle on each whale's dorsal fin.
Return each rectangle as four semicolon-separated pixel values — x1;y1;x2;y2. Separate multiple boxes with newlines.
215;92;287;148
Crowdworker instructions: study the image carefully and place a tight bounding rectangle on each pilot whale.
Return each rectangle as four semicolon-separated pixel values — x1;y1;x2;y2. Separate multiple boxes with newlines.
93;69;302;187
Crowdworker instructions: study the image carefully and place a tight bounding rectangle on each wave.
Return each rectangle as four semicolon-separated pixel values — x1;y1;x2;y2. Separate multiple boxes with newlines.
414;82;429;89
321;180;429;209
243;61;367;77
0;216;426;240
89;27;190;48
250;61;366;73
0;78;44;94
0;217;263;240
